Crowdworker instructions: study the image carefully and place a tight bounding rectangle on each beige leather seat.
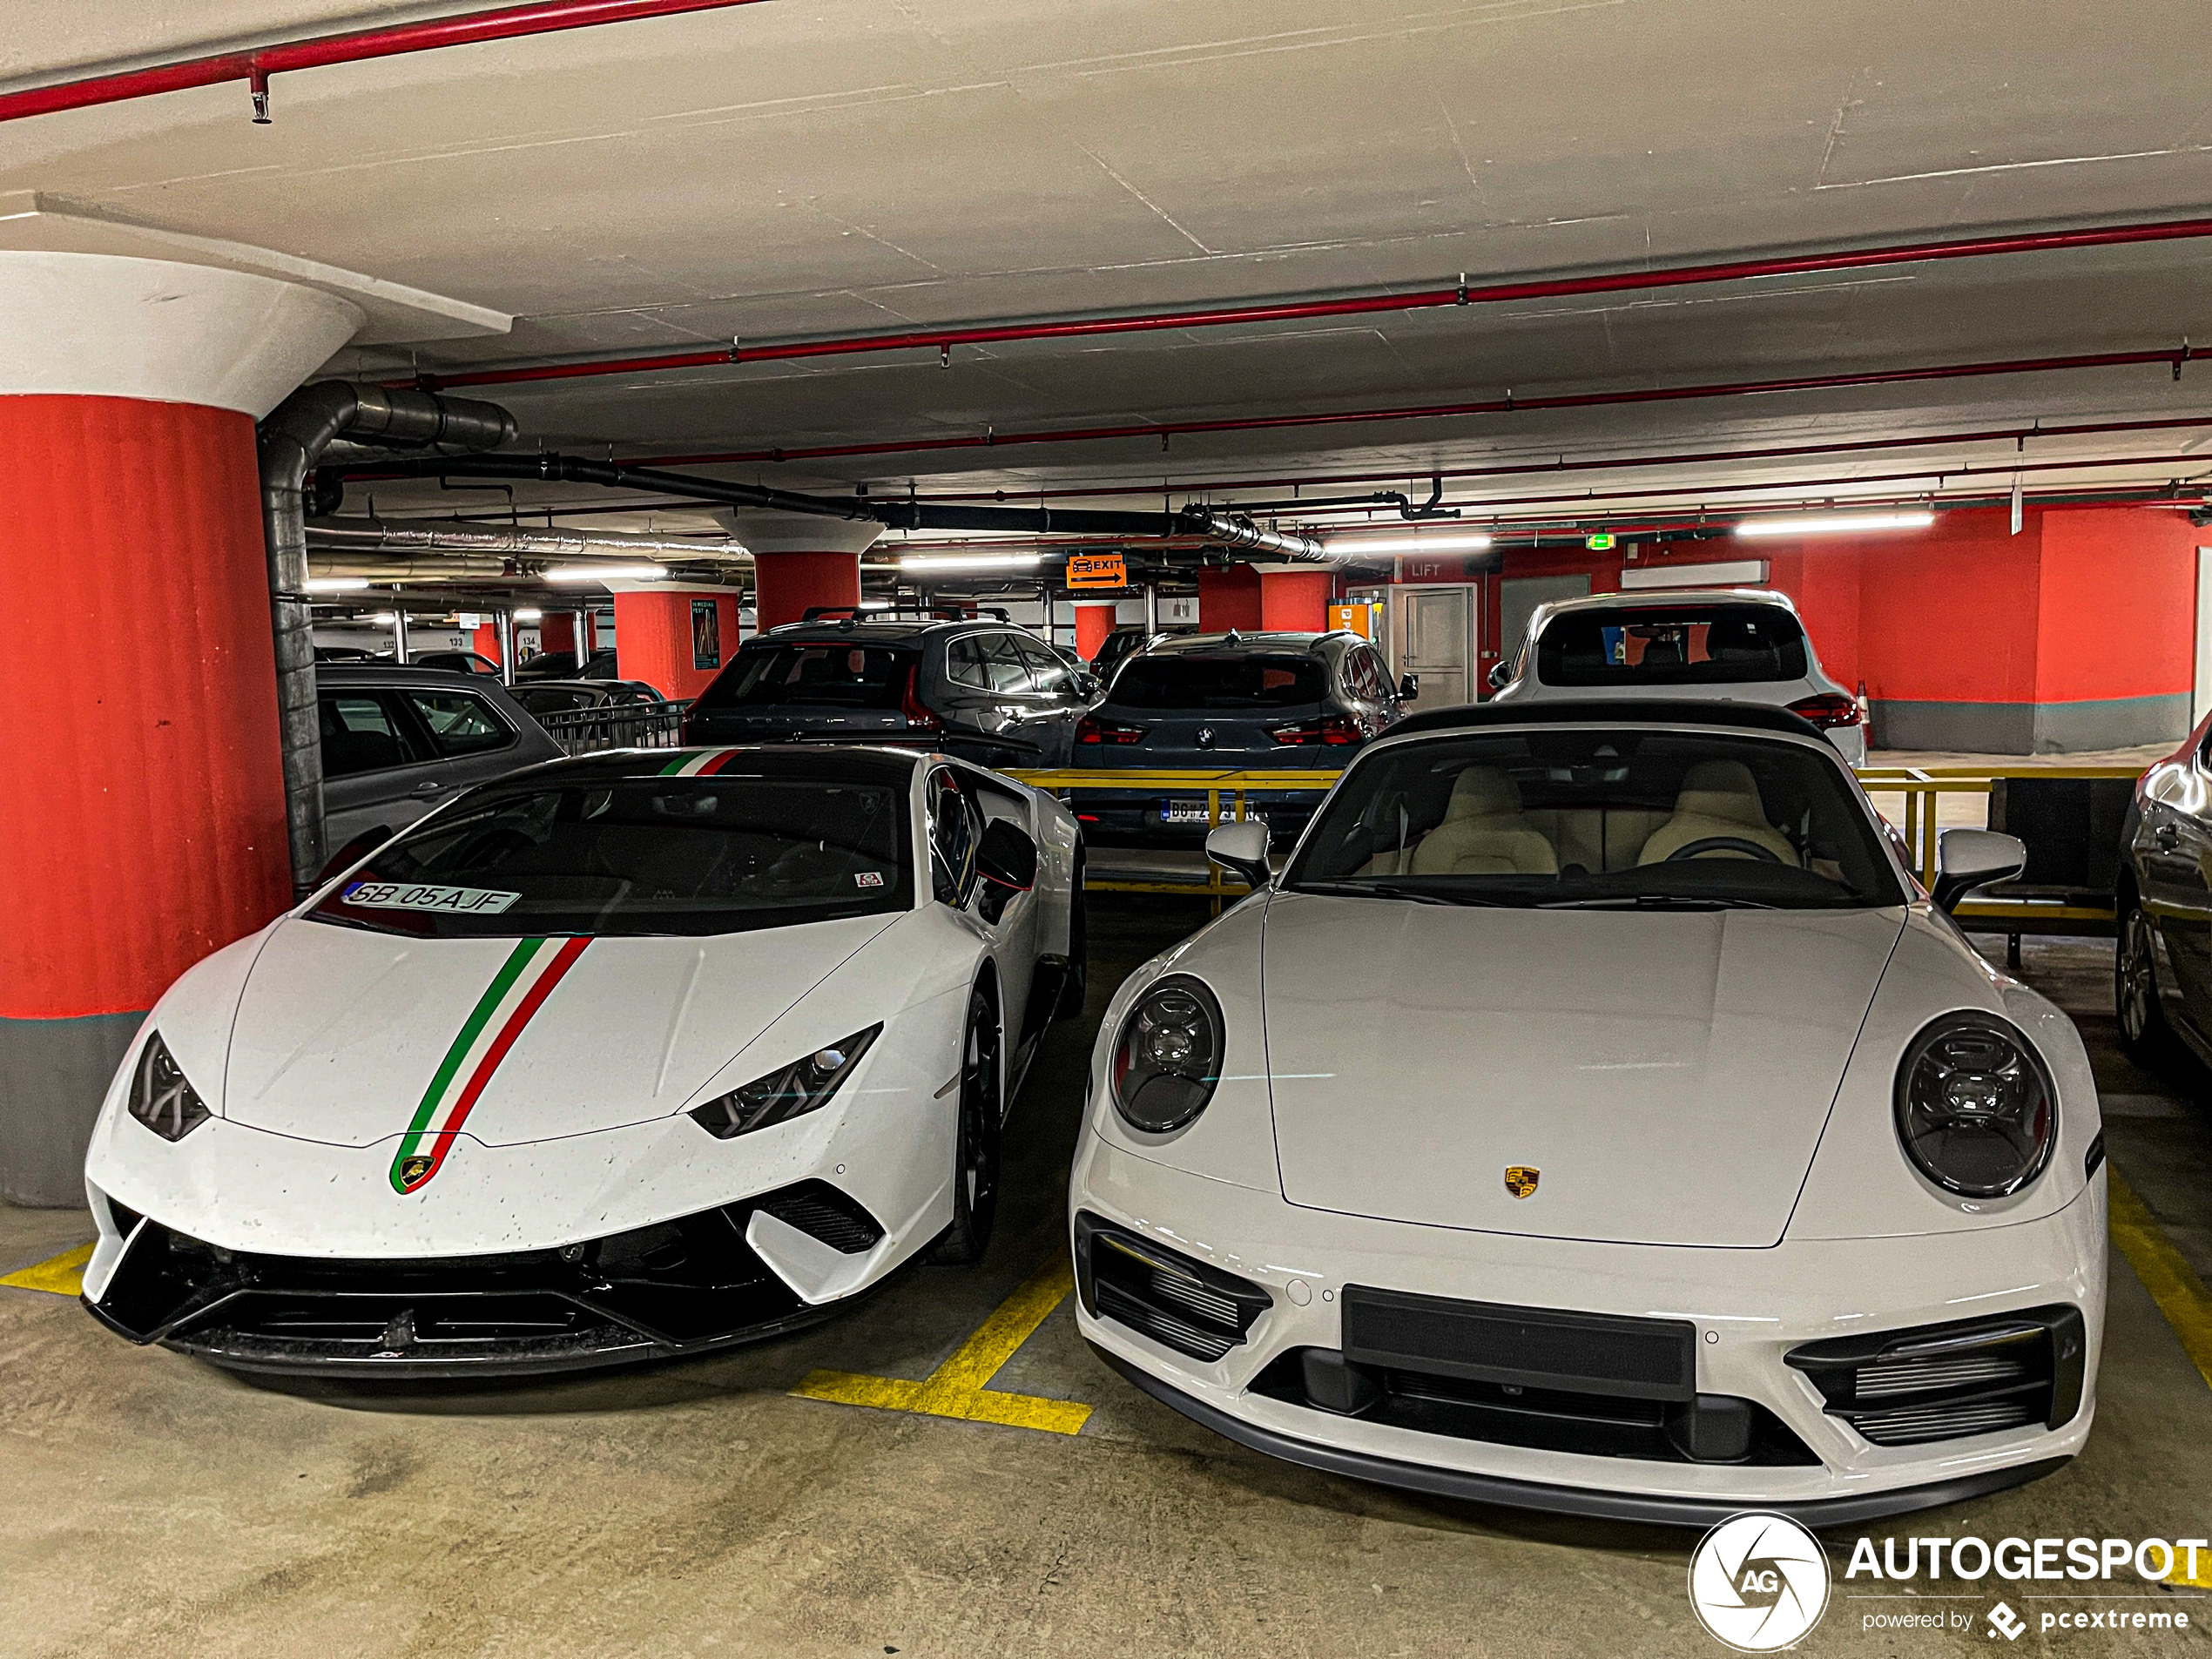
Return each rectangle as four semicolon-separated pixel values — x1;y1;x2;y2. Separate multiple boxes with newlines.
1406;767;1560;876
1636;760;1800;867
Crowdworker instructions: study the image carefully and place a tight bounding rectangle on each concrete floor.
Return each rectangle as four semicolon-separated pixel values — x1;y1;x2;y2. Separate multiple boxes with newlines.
5;900;2212;1657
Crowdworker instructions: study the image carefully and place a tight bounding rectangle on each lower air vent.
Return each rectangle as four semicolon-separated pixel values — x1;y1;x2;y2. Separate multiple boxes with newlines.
752;1181;886;1255
1074;1211;1271;1365
1786;1304;2086;1448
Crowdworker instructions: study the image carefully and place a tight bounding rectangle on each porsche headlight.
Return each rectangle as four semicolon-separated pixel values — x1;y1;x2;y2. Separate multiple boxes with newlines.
689;1024;880;1140
1894;1013;2056;1198
1109;975;1224;1133
129;1033;211;1142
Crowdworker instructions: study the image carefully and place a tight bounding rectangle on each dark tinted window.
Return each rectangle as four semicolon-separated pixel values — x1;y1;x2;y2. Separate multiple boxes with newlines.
515;688;594;715
694;644;917;710
319;693;425;778
1536;604;1808;687
310;775;911;938
1288;729;1899;909
927;768;980;903
1110;652;1328;710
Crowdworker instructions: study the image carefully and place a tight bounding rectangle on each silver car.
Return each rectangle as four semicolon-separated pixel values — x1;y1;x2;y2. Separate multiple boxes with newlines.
1488;588;1867;763
317;664;563;849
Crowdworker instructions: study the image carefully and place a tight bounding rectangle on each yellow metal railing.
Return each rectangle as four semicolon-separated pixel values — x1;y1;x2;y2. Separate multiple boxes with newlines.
1009;763;2148;922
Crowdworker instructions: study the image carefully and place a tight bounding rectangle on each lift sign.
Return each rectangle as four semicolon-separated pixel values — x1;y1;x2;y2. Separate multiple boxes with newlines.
1068;552;1127;590
344;881;522;915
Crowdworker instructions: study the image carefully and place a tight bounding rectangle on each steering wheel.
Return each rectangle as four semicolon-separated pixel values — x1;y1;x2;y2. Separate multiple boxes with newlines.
1664;836;1783;864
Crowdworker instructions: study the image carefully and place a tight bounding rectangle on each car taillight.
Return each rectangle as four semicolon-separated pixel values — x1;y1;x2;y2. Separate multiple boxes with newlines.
1077;716;1148;745
1267;715;1362;745
1788;693;1863;730
900;664;941;732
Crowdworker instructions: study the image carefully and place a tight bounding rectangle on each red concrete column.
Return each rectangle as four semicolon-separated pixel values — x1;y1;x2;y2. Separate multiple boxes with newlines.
1074;601;1118;660
539;612;576;656
1259;570;1332;632
614;590;742;699
753;551;860;630
1197;565;1263;632
2;396;292;1199
471;621;502;668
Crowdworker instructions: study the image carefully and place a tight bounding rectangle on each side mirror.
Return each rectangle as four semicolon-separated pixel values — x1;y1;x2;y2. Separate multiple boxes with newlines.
1398;673;1419;699
1932;828;2026;913
316;826;393;887
1487;661;1513;692
976;819;1039;893
1076;672;1103;699
1205;819;1272;891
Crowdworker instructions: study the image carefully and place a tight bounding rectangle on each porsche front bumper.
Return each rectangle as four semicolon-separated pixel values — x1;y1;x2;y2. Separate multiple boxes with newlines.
1069;1131;2104;1527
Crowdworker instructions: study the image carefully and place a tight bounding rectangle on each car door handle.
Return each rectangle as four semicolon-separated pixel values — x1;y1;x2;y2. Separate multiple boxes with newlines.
412;781;446;796
2155;824;2181;851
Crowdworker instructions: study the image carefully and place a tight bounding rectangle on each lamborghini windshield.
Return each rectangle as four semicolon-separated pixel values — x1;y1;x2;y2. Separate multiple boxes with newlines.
310;765;913;938
1285;728;1902;909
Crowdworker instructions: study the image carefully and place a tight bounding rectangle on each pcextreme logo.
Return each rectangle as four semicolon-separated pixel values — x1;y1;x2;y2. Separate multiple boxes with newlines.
1688;1512;1832;1652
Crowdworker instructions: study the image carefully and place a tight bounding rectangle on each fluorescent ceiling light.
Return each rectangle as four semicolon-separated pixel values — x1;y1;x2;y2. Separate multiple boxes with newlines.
1736;511;1934;538
1322;532;1494;556
367;612;397;625
899;552;1045;571
858;598;893;610
304;576;370;593
512;608;543;622
546;563;667;583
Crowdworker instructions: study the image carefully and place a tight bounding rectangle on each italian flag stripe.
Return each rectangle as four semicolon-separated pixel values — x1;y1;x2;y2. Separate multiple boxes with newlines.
657;748;744;777
389;936;591;1193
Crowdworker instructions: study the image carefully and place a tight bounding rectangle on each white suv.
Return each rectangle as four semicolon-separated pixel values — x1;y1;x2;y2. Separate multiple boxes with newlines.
1488;588;1866;763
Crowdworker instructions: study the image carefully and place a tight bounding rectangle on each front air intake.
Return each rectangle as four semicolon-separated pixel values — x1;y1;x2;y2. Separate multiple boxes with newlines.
1785;1305;2086;1448
1074;1211;1271;1364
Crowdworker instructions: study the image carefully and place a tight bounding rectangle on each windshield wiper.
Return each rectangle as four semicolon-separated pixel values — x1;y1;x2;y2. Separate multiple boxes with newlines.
1533;893;1780;911
1291;879;1527;908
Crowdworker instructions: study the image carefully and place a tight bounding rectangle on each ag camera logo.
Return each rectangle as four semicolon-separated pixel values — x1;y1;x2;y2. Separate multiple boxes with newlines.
1689;1512;1831;1651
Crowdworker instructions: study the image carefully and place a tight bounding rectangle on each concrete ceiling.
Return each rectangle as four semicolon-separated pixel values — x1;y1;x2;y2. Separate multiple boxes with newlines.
6;0;2212;539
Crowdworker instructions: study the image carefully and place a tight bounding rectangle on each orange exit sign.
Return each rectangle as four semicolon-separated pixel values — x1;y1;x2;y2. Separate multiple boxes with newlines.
1067;552;1127;590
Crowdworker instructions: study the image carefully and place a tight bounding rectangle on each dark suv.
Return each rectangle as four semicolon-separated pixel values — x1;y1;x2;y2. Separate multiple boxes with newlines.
1069;630;1408;840
683;608;1104;765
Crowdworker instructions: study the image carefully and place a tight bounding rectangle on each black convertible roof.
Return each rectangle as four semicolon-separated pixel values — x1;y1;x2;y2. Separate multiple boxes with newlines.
1384;698;1829;742
501;744;927;788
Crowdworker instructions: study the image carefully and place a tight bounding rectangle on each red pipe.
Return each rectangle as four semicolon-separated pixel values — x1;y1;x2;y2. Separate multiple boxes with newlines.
412;218;2212;392
0;0;772;124
628;347;2204;474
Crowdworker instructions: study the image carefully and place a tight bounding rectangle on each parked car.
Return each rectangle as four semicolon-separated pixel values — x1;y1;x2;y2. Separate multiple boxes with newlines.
317;664;563;847
314;645;389;664
1488;589;1867;763
684;610;1103;767
1072;698;2101;1526
1069;631;1407;841
516;648;623;681
2117;708;2212;1069
79;745;1084;1373
509;678;673;750
410;649;504;677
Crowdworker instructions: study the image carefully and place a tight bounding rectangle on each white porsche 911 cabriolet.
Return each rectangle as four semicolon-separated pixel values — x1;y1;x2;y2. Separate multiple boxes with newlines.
1070;700;2104;1527
82;745;1082;1374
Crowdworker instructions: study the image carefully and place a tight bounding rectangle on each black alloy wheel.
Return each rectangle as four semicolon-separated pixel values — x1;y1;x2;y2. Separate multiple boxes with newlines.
1059;842;1089;1017
2116;894;2171;1057
930;984;1002;1264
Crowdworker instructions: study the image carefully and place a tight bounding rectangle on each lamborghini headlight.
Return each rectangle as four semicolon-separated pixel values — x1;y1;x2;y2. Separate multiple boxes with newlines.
1894;1013;2057;1198
128;1033;211;1142
1109;975;1224;1134
689;1024;881;1140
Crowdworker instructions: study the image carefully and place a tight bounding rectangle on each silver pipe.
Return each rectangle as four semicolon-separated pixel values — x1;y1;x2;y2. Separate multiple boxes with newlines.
390;607;408;664
494;610;516;686
259;383;516;892
306;516;749;561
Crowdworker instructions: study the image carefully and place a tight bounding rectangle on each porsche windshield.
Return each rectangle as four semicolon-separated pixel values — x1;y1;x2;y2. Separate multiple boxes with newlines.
309;774;912;938
1285;729;1903;909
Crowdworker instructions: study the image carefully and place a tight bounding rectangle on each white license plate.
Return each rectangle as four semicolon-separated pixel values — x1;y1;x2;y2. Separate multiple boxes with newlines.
1159;799;1216;824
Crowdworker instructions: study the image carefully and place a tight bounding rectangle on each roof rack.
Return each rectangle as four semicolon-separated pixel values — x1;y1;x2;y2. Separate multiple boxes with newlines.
795;604;1013;625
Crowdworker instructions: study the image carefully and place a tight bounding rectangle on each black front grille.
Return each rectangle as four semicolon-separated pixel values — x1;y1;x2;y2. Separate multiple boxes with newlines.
88;1181;882;1373
753;1181;886;1255
1074;1211;1271;1364
1785;1305;2086;1448
1250;1347;1818;1467
1341;1288;1696;1401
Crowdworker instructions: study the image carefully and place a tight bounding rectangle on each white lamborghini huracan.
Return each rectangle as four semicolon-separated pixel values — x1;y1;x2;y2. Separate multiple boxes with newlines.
82;745;1082;1374
1070;700;2105;1527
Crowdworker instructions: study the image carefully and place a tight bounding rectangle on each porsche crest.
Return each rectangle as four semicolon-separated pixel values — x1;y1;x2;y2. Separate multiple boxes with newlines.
1503;1165;1541;1199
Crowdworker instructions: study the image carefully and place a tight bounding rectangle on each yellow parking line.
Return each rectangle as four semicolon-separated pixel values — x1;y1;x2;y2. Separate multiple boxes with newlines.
793;1252;1093;1435
0;1241;94;1297
2109;1169;2212;1395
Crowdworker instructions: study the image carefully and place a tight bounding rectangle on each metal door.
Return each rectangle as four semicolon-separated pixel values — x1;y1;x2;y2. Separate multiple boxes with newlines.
1394;586;1474;711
